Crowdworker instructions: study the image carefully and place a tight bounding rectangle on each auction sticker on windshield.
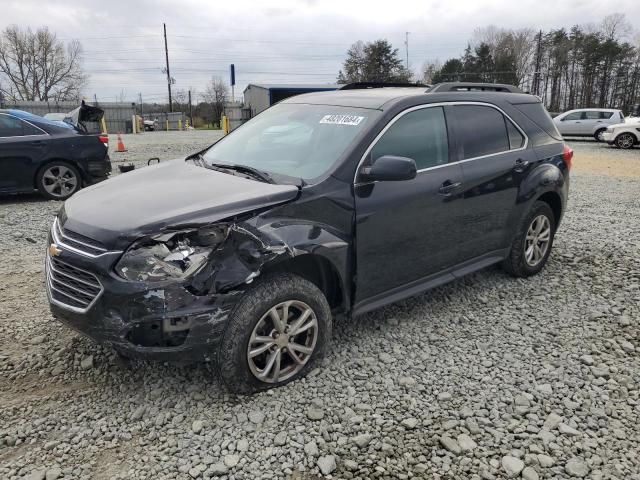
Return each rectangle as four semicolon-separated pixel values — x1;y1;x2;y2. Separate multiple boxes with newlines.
319;114;365;126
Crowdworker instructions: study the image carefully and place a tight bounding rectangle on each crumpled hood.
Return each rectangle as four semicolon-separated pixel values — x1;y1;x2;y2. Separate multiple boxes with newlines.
62;159;299;249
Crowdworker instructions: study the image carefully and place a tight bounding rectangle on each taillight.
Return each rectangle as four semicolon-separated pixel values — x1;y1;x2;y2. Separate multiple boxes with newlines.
562;144;573;170
99;134;109;147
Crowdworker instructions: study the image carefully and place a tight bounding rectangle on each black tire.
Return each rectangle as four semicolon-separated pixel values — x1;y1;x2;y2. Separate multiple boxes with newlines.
502;201;556;277
594;128;606;142
36;161;81;200
615;133;636;149
217;273;332;394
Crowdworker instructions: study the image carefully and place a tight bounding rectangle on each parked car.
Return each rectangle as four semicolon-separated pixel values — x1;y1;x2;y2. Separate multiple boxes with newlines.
553;108;624;141
0;105;111;200
46;82;571;393
143;119;158;131
601;117;640;149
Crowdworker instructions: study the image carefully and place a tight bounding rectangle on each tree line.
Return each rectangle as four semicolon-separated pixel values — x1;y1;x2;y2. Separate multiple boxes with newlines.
339;14;640;114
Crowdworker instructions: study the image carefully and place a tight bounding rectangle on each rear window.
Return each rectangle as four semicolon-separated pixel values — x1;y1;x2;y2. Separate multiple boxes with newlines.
512;102;562;141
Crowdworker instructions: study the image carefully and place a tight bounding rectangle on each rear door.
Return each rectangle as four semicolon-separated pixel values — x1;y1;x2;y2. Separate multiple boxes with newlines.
354;105;466;304
449;103;536;259
0;114;49;192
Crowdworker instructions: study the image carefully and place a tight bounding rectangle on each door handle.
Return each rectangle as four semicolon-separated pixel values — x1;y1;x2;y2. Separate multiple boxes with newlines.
438;180;462;196
513;158;530;173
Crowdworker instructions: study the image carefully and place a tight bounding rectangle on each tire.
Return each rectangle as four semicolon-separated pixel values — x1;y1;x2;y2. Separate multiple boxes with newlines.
502;201;556;277
217;273;332;394
594;128;606;142
615;133;636;149
36;161;81;200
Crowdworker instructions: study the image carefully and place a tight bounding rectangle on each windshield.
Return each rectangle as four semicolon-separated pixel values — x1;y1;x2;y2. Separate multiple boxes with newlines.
202;103;378;181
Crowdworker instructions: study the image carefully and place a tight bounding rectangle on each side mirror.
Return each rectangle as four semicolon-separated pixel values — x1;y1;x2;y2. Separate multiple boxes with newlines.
360;155;417;182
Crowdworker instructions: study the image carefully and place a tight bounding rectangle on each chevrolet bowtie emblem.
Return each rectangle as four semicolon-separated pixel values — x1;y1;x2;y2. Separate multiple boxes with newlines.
49;243;62;257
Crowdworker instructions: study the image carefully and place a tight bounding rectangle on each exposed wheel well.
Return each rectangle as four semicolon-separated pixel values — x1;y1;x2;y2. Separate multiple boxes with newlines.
33;159;83;189
261;254;345;312
536;191;562;227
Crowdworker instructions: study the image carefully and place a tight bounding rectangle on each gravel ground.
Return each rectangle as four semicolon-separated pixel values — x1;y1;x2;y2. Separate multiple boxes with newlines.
0;132;639;480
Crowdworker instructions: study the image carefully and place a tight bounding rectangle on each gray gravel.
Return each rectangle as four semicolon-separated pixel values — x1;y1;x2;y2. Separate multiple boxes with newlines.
1;132;639;479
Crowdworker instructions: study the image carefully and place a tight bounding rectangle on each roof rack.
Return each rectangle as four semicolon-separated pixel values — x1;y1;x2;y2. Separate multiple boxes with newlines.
339;82;430;90
427;82;523;93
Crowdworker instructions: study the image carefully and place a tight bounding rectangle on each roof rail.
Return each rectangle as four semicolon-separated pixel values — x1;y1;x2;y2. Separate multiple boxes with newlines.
427;82;523;93
339;82;430;90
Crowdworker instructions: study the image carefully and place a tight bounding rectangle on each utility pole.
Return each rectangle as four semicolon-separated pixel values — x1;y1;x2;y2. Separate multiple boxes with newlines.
93;93;98;105
163;23;173;112
404;32;410;69
188;90;193;128
532;30;543;96
139;93;143;117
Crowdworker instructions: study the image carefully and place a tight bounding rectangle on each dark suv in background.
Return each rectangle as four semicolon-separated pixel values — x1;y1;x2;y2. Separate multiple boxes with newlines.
45;82;571;393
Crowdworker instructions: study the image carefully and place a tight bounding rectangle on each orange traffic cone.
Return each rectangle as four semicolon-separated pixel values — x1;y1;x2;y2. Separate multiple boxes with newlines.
116;133;127;152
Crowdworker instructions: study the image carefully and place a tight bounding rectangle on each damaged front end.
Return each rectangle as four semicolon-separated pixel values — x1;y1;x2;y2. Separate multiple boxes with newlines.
47;220;294;361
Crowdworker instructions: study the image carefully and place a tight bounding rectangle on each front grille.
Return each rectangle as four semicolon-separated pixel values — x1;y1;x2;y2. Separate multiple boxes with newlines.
47;256;103;312
52;218;108;257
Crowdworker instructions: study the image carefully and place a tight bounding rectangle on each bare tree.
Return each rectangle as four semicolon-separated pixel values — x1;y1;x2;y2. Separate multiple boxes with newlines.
421;59;442;84
0;26;86;102
202;76;229;127
472;26;536;86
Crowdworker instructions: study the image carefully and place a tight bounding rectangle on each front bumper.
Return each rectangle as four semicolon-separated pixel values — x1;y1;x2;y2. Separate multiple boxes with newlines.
45;231;238;361
601;131;615;143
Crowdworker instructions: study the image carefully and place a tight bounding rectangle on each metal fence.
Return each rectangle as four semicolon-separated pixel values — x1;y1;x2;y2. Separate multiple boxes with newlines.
142;112;186;130
4;100;137;133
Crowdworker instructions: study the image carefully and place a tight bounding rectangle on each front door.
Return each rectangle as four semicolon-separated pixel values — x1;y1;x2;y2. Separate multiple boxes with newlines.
354;106;465;305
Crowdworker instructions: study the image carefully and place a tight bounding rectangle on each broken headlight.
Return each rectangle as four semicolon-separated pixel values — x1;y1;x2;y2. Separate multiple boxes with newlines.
115;226;228;282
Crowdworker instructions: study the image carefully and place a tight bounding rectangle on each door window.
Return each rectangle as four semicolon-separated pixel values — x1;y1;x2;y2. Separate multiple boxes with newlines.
0;115;25;137
599;111;615;119
506;119;525;149
585;111;602;120
371;107;448;170
453;105;511;159
563;111;583;121
22;121;44;135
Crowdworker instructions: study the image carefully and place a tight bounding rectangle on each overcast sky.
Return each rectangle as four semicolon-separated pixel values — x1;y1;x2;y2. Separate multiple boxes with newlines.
2;0;639;104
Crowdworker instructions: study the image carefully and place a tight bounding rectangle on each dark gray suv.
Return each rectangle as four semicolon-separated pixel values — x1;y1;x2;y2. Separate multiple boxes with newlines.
46;82;571;393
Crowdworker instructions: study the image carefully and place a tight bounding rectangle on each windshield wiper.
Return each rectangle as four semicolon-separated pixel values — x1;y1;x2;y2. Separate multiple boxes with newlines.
208;162;275;184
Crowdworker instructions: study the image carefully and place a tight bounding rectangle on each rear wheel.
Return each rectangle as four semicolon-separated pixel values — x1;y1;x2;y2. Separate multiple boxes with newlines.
594;129;606;142
36;161;81;200
615;133;636;149
217;274;331;394
503;201;556;277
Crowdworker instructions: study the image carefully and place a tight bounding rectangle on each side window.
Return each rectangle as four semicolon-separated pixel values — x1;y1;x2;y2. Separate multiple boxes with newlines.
454;105;510;159
371;107;448;170
22;121;44;135
563;111;583;121
585;111;601;120
0;115;25;137
599;111;614;119
505;119;525;149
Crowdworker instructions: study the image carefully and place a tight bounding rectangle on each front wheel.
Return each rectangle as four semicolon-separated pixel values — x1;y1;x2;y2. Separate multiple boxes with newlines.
36;161;81;200
615;133;636;149
217;274;332;394
503;201;556;277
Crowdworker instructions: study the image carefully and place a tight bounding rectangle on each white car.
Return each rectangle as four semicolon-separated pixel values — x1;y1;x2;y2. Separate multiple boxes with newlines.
601;118;640;149
553;108;625;142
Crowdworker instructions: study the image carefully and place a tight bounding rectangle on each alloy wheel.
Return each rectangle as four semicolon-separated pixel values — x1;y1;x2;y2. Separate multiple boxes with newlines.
42;165;78;198
616;134;634;149
524;214;551;267
247;300;318;383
